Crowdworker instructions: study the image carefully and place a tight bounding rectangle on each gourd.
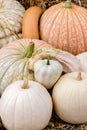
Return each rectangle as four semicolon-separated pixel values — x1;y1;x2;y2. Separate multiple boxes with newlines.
52;72;87;124
0;0;25;47
34;58;63;89
76;52;87;72
22;6;43;39
40;0;87;55
0;39;52;95
0;79;53;130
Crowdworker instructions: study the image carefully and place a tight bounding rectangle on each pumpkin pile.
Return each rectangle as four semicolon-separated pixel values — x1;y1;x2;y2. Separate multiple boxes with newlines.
0;0;87;130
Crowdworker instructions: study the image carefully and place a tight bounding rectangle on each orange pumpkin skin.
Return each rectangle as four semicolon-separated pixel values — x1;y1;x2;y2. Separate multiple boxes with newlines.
40;2;87;55
22;6;43;39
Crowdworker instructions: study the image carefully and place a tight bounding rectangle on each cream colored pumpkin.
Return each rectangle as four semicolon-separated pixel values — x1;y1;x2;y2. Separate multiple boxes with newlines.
0;0;25;47
0;80;53;130
34;59;63;89
52;72;87;124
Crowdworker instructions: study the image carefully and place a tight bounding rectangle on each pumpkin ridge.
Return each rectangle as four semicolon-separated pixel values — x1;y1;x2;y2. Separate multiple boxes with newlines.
27;91;33;129
3;47;24;55
18;40;27;50
33;84;52;114
73;9;86;53
62;8;69;51
58;8;68;50
50;8;66;48
56;9;66;49
13;92;23;130
0;53;21;62
66;9;71;53
75;8;87;51
69;9;78;54
0;58;20;84
40;5;61;42
46;8;62;45
0;58;27;89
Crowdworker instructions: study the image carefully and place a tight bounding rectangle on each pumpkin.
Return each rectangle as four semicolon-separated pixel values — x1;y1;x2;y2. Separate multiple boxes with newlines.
0;79;53;130
34;58;63;89
0;39;53;95
22;6;43;39
52;72;87;124
76;52;87;72
40;0;87;55
0;0;25;47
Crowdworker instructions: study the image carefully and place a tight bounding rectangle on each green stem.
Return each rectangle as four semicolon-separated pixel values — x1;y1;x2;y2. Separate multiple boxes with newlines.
47;58;50;65
46;54;51;65
24;42;34;58
63;0;72;8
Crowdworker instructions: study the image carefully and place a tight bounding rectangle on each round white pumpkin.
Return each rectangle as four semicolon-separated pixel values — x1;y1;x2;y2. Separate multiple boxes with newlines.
52;72;87;124
34;59;63;89
0;80;53;130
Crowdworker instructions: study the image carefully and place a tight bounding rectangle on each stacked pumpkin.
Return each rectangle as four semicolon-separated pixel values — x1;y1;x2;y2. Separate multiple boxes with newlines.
0;0;25;48
0;0;87;130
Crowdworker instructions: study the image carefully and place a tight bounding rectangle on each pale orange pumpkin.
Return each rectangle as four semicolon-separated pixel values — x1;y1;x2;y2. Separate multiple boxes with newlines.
40;0;87;55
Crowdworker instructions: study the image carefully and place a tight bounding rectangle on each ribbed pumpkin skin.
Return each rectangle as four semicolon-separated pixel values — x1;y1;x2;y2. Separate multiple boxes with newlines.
40;2;87;55
0;39;52;95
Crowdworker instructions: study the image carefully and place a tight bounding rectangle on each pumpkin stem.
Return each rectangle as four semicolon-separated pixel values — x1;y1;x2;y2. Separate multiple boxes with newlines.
24;42;34;58
46;54;51;65
22;78;29;89
63;0;72;8
76;72;82;80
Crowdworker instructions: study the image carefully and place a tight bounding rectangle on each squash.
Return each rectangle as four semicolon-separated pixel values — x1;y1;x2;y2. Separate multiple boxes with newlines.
34;59;63;89
0;39;52;95
22;6;43;39
52;72;87;124
0;0;25;47
0;79;53;130
40;0;87;55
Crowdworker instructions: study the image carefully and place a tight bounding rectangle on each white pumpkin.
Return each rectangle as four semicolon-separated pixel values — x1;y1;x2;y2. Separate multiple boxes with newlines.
0;80;53;130
34;59;63;89
0;0;25;47
76;52;87;72
52;72;87;124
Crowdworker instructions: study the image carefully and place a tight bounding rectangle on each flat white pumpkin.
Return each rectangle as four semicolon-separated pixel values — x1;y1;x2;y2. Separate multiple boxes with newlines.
34;59;63;89
52;72;87;124
0;80;53;130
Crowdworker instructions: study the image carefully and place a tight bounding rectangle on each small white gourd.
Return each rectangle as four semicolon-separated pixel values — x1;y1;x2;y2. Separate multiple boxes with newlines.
34;59;63;89
0;80;53;130
52;72;87;124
